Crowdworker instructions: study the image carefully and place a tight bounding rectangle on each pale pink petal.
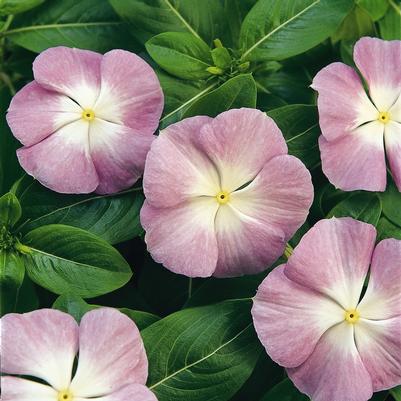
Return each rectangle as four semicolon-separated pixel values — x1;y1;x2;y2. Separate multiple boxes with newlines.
70;308;148;398
213;203;285;277
358;239;401;320
6;81;82;146
354;37;401;111
0;309;78;390
141;198;219;277
389;94;401;123
1;377;58;401
285;218;376;310
319;121;386;191
88;119;154;194
143;116;219;208
354;317;401;391
384;121;401;191
75;384;158;401
198;108;287;192
229;155;313;240
17;119;99;194
252;265;344;368
311;62;378;142
33;46;102;108
287;323;373;401
94;49;163;133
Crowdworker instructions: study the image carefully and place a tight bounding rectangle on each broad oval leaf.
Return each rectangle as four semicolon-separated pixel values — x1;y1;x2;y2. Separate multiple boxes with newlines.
259;378;308;401
146;32;212;79
53;293;160;330
267;104;320;169
240;0;353;61
357;0;389;21
0;0;45;16
22;224;132;297
327;192;382;226
142;299;261;401
377;217;401;242
183;74;257;118
13;177;144;244
380;180;401;227
109;0;229;45
2;0;133;53
378;2;401;40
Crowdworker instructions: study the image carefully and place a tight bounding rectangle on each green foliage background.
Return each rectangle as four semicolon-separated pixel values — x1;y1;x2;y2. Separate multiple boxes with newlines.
0;0;400;400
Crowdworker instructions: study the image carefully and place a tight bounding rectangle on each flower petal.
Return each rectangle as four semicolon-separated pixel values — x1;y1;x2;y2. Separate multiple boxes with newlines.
94;49;163;133
287;323;373;401
319;121;386;192
17;119;99;194
0;309;78;390
285;218;376;310
229;155;313;240
70;308;148;398
354;317;401;391
252;265;344;368
33;46;102;108
358;238;401;320
212;203;285;277
384;121;401;191
311;62;378;142
75;384;158;401
1;377;58;401
143;116;219;208
6;81;82;147
354;37;401;111
141;198;219;277
88;119;154;194
198;108;287;191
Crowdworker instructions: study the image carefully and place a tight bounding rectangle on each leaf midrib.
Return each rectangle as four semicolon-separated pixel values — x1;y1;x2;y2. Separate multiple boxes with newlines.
0;21;124;37
241;0;321;60
149;323;252;389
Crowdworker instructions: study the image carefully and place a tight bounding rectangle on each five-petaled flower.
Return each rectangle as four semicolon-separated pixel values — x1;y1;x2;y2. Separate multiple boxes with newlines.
141;108;313;278
7;46;163;194
1;308;158;401
252;217;401;401
312;37;401;192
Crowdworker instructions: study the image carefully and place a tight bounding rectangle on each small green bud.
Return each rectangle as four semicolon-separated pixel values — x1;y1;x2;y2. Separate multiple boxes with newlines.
211;47;232;69
238;61;250;72
213;38;223;48
206;66;224;75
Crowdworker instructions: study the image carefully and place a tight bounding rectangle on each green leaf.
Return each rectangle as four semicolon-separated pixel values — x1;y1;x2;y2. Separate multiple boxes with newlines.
267;104;320;169
2;0;133;53
240;0;353;61
211;46;232;69
146;32;212;80
377;217;401;241
379;1;401;40
391;385;401;401
0;0;45;16
108;0;229;45
327;192;382;226
184;74;257;118
13;177;144;244
0;87;23;195
21;224;132;297
259;378;309;401
357;0;389;21
380;180;401;227
0;251;25;315
53;293;160;330
142;299;262;401
0;192;21;227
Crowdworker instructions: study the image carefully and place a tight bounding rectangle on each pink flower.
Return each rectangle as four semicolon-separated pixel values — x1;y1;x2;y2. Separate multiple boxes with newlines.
252;218;401;401
312;37;401;192
7;46;163;194
1;308;157;401
141;108;313;278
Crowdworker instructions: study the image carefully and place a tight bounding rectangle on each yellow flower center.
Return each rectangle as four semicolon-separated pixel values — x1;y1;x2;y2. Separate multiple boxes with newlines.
82;108;95;121
378;111;390;124
344;309;360;324
216;190;230;204
58;390;73;401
